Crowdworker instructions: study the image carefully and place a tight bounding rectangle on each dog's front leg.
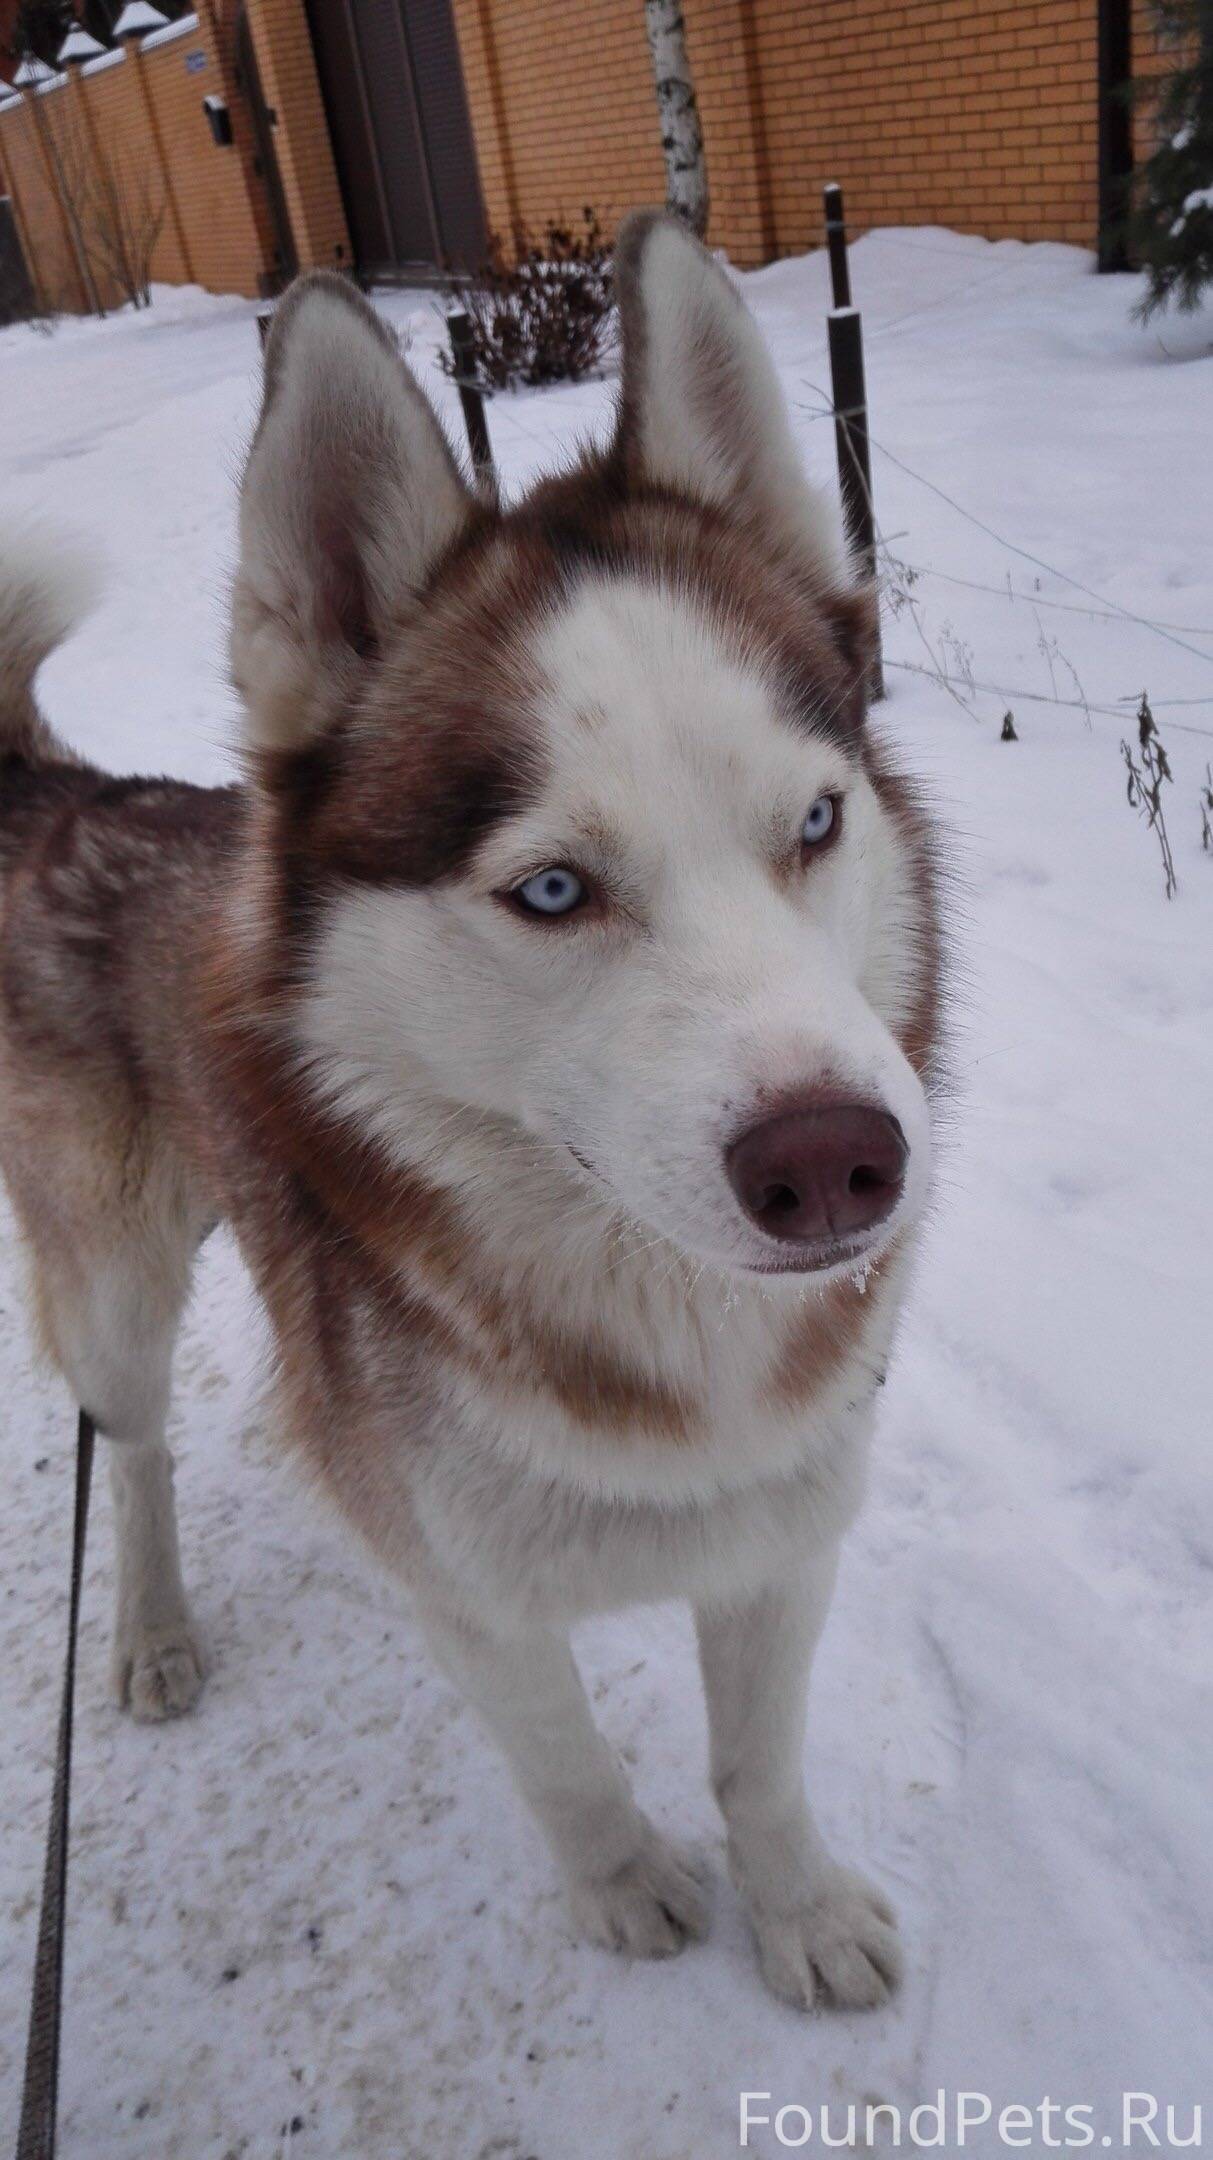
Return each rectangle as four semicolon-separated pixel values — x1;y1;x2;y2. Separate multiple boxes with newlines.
420;1607;708;1957
696;1555;902;2010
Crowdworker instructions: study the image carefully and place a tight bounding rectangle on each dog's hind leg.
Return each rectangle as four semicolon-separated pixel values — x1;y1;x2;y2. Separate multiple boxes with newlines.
13;1122;212;1721
107;1432;205;1723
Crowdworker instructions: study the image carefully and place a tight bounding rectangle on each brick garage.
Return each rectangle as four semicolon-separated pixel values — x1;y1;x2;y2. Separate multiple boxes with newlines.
0;0;1170;311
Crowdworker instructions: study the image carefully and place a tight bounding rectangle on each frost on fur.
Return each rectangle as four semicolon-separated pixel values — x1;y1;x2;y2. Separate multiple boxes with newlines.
0;524;102;754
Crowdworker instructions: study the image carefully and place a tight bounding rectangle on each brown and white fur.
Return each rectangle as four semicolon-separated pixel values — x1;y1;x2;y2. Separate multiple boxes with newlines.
0;213;942;2011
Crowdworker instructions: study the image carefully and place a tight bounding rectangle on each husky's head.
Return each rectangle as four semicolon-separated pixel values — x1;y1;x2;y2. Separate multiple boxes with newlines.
231;215;940;1283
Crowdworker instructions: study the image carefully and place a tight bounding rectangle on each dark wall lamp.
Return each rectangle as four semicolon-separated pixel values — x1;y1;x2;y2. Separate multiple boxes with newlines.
203;94;233;148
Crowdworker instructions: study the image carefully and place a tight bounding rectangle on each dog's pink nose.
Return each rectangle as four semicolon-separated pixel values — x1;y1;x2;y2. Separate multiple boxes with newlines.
726;1103;907;1247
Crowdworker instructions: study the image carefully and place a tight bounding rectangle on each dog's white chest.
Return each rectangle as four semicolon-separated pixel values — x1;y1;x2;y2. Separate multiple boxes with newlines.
405;1387;875;1629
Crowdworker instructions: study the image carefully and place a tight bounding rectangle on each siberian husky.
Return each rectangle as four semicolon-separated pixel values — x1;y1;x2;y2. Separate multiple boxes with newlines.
0;212;941;2009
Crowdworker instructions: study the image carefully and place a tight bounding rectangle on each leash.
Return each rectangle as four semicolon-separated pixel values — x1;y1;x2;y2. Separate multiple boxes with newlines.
16;1410;95;2160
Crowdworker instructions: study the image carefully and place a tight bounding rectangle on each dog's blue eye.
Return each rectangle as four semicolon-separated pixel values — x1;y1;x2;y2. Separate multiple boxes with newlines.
802;795;836;847
514;867;586;917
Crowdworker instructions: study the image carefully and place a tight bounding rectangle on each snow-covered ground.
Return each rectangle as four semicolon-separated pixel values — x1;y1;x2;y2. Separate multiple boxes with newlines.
2;234;1211;2160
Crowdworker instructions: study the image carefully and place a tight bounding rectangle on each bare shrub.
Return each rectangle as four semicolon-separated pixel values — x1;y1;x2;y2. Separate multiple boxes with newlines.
40;97;165;313
1121;692;1178;899
80;145;165;310
440;211;614;392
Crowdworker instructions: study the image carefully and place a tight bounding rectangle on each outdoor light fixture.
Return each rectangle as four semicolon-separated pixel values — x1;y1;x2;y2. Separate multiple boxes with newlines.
12;55;58;86
112;1;169;37
203;94;233;148
57;24;106;64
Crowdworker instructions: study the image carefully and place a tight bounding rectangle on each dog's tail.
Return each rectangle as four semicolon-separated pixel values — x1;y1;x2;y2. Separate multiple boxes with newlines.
0;525;100;763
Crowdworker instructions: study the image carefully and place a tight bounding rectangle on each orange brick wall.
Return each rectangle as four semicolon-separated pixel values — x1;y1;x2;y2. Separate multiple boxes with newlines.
711;0;1101;259
678;0;778;264
449;0;1153;266
2;1;1174;306
243;0;350;271
0;92;84;312
451;0;665;246
0;12;277;306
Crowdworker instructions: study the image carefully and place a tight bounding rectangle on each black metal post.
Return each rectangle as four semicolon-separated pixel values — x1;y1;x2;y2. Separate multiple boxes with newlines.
823;181;851;309
1097;0;1133;271
447;309;495;488
822;185;882;699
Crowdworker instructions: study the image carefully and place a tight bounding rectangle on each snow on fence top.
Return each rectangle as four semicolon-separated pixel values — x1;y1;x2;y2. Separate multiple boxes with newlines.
4;12;200;95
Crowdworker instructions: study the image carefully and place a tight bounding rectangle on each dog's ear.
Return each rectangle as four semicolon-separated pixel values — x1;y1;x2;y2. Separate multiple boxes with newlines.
232;273;475;753
613;210;854;593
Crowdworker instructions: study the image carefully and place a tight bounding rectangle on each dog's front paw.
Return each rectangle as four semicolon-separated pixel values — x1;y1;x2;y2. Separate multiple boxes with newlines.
112;1623;207;1721
749;1863;902;2011
567;1834;709;1959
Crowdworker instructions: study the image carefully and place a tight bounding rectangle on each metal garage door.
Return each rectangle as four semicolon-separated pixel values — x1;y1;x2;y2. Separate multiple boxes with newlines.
306;0;487;280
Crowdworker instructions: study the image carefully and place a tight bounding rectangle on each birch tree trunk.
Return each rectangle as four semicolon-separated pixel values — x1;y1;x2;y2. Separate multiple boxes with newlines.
643;0;709;238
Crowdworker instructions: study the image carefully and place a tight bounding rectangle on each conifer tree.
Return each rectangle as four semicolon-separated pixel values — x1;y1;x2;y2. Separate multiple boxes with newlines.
1131;0;1213;317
